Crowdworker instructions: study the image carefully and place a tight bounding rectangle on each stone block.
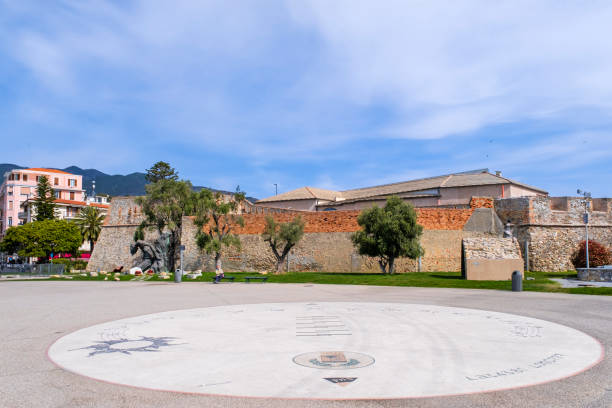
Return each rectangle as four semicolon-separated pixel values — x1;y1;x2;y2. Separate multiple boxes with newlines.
465;259;524;281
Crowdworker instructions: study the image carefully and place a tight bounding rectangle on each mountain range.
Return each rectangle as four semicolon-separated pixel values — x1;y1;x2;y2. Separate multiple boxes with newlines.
0;164;257;202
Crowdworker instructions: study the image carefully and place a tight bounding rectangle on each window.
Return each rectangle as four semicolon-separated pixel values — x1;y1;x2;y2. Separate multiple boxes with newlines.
8;201;13;210
68;179;77;187
54;178;59;186
23;174;28;182
8;217;12;226
8;174;13;181
55;190;60;199
36;176;40;182
8;190;13;196
70;191;75;200
15;173;20;181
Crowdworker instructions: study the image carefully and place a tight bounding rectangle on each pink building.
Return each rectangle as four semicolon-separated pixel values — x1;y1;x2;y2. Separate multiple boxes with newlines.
0;168;86;237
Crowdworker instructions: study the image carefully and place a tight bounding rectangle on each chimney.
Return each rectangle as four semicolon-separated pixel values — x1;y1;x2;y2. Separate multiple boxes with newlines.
495;171;502;177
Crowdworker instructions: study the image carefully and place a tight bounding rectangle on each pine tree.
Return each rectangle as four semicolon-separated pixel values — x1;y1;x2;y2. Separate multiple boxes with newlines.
34;175;56;221
145;161;179;183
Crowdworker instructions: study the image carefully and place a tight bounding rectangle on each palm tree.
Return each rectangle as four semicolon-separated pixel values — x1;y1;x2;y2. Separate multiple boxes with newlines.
74;206;105;252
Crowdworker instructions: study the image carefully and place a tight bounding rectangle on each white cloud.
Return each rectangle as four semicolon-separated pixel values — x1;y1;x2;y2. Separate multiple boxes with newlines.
1;1;612;196
290;0;612;138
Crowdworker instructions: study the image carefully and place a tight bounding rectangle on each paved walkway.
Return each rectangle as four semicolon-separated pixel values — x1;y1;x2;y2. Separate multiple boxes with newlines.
550;278;612;288
1;281;611;407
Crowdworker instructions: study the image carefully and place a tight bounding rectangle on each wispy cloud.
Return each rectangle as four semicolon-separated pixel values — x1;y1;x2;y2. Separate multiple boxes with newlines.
0;1;611;197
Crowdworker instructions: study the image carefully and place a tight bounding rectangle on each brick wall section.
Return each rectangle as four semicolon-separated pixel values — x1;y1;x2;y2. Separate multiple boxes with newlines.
469;196;494;209
180;216;491;273
89;196;491;272
191;207;475;235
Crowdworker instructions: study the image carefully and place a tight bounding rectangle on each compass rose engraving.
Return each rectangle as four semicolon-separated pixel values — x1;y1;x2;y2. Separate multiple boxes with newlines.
73;336;180;357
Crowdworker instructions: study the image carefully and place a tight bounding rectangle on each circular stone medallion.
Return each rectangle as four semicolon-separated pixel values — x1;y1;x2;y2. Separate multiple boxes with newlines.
48;302;603;399
293;351;375;369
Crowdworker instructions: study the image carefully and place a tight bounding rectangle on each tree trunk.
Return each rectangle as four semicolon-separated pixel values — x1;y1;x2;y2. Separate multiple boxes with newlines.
215;252;222;271
388;257;395;275
268;241;284;274
277;244;293;274
167;228;181;272
90;239;94;253
378;259;387;274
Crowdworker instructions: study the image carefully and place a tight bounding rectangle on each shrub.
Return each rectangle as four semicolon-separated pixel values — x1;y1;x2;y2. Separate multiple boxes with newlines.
51;258;89;272
570;240;612;268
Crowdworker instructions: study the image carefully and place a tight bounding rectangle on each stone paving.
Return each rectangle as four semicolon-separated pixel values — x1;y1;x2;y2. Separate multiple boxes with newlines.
1;281;611;407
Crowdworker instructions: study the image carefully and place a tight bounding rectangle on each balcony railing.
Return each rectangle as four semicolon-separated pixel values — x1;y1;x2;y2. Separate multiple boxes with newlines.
18;212;27;219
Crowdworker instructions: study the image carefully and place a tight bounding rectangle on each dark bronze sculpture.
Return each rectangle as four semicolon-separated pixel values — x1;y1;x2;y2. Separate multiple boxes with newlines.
130;233;170;272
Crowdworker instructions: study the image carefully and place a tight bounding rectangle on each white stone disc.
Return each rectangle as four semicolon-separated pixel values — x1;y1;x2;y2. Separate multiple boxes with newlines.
48;302;604;399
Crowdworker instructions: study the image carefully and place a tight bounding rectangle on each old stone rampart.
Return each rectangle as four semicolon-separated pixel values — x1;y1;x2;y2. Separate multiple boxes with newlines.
195;207;475;235
181;218;488;273
495;196;612;271
88;196;495;273
462;237;523;280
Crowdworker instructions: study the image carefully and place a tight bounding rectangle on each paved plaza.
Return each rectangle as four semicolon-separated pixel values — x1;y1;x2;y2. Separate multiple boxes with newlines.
1;282;611;407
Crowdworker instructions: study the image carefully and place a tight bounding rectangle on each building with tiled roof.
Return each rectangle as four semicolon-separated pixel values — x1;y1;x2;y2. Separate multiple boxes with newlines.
0;167;109;240
256;169;547;211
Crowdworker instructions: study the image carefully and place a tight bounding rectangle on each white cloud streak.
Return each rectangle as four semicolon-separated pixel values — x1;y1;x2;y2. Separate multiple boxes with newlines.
1;1;611;196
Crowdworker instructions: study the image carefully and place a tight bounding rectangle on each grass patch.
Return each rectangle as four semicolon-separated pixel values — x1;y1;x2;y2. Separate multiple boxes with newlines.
20;270;608;296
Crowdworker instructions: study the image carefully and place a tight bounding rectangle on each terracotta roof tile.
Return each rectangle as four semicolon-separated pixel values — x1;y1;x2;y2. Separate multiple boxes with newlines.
257;187;340;203
257;171;547;204
25;168;73;174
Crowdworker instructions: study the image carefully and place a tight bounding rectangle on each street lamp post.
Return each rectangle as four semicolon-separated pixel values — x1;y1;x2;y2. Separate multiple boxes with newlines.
274;184;278;196
577;189;591;269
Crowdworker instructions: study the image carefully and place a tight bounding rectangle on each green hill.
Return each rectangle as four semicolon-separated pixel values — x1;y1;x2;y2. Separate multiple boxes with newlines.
0;164;257;202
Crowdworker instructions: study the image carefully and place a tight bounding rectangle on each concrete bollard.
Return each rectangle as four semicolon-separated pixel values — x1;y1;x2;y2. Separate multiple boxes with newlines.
174;269;182;283
512;270;522;292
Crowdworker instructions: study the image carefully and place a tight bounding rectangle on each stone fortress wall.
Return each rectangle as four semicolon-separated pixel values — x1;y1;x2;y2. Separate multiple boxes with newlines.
87;197;149;272
89;197;498;273
495;196;612;271
88;195;612;273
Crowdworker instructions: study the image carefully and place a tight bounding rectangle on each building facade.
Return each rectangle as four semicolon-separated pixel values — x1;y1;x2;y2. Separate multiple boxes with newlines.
0;168;109;239
256;170;547;211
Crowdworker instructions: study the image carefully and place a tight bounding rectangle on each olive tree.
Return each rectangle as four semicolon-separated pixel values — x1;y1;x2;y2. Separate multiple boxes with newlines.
262;216;305;273
135;178;194;271
351;196;423;274
193;189;245;271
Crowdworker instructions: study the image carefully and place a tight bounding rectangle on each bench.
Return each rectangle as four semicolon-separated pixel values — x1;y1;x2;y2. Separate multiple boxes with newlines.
244;276;268;283
211;276;235;283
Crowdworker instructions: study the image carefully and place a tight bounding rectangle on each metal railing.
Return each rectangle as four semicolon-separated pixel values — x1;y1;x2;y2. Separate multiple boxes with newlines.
0;263;65;276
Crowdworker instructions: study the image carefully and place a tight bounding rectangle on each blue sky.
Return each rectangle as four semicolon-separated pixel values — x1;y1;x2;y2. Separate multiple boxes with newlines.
1;0;611;199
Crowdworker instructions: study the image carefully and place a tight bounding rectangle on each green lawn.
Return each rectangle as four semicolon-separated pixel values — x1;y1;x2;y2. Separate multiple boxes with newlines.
26;270;611;296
